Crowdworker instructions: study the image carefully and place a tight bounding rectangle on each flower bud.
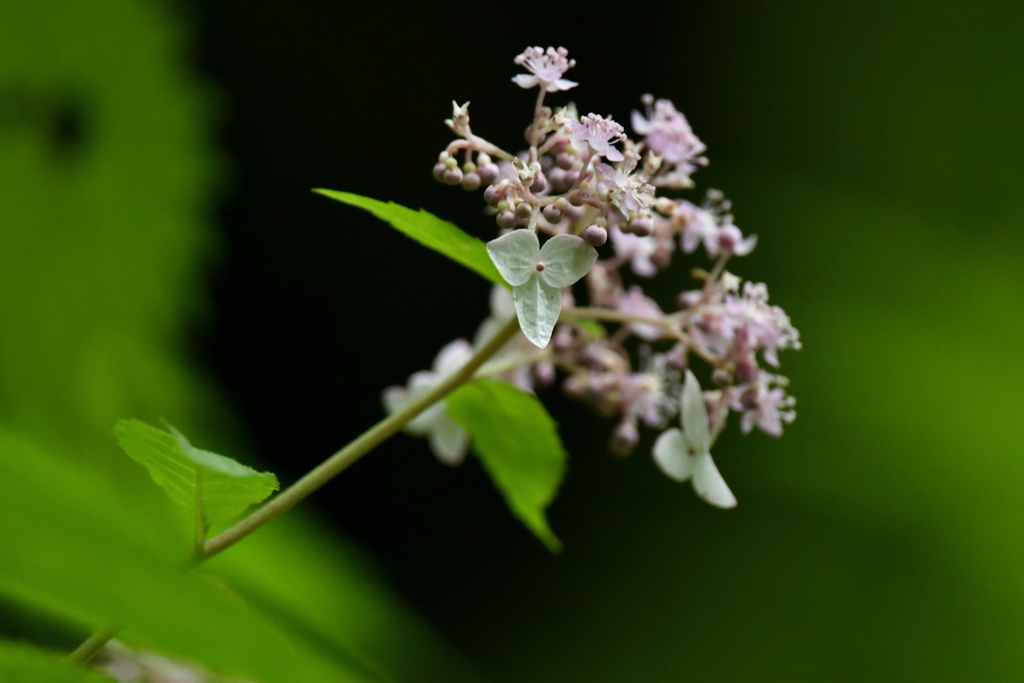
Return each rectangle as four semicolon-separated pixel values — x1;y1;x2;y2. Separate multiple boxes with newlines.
542;203;563;223
530;169;548;193
483;184;503;206
533;362;556;388
432;162;447;182
496;210;517;230
581;224;608;247
739;385;760;410
609;419;640;457
461;172;481;191
734;357;758;382
626;214;653;236
477;162;500;185
650;247;671;270
442;167;463;186
515;201;534;220
712;368;731;387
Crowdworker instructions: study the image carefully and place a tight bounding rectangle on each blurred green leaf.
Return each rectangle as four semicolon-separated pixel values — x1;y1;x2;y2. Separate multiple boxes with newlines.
447;379;566;551
0;428;377;683
114;419;278;534
0;641;109;683
314;189;506;287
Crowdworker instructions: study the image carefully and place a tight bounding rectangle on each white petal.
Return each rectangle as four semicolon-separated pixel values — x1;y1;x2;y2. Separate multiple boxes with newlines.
432;339;475;376
652;428;695;482
537;234;598;288
428;417;469;466
692;452;737;508
489;284;517;320
382;386;410;416
513;277;561;348
681;370;710;450
486;230;540;286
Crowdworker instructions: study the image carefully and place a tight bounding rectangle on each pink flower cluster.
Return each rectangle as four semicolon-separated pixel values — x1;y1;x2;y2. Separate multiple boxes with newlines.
406;47;800;505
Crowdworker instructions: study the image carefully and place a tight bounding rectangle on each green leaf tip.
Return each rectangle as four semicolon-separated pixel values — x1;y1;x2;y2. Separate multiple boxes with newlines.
313;189;507;288
446;379;567;552
113;419;279;532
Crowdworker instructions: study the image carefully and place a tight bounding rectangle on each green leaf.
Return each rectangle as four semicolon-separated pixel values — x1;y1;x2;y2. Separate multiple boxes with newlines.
113;419;278;533
0;642;110;683
313;189;506;287
446;379;567;551
0;429;371;682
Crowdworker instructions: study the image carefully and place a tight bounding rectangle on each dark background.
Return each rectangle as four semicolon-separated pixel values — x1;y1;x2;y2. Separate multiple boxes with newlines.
192;2;1024;679
3;1;1023;680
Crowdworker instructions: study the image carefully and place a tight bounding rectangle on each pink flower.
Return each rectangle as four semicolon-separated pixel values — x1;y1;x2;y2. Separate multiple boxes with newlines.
570;114;625;162
618;286;665;341
730;372;796;437
609;227;659;278
512;46;578;92
631;95;708;184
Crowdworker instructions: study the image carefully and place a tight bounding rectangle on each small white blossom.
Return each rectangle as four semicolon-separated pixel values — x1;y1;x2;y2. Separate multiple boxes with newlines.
512;46;578;92
652;370;737;508
570;114;625;162
382;340;474;465
486;230;597;348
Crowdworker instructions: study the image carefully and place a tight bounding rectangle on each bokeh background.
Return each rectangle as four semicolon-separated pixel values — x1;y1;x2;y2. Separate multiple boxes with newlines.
2;1;1023;681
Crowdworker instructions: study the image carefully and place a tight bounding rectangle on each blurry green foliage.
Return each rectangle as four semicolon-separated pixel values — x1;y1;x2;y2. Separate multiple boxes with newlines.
0;3;483;681
0;641;109;683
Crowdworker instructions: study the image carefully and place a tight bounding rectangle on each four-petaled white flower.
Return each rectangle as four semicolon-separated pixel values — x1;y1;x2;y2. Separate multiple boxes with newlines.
382;339;474;466
652;370;737;508
486;230;597;348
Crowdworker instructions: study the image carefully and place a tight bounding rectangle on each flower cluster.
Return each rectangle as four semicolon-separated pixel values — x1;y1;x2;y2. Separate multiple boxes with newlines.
394;47;801;508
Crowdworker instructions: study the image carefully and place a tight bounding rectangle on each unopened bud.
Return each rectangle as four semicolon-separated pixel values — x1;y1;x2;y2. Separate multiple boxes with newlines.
650;248;671;270
735;358;758;382
712;368;731;387
515;201;534;220
609;420;640;457
432;163;447;182
477;163;499;185
740;386;760;409
483;184;503;207
461;172;481;191
496;210;518;230
533;361;556;388
442;167;463;186
542;203;563;223
530;170;548;193
627;214;653;236
676;291;701;310
581;225;608;247
654;197;676;215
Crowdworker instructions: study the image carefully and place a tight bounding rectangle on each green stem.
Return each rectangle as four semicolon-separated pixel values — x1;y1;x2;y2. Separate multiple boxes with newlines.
66;624;120;665
71;315;522;661
562;307;719;365
196;314;521;563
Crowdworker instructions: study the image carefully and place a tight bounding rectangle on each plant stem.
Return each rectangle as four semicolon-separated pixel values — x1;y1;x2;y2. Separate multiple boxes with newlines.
562;307;719;365
67;625;120;665
196;314;521;563
71;315;522;661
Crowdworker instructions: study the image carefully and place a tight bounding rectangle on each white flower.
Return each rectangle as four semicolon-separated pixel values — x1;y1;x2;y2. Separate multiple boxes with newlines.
486;230;597;348
382;339;474;466
652;370;737;508
512;46;578;92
